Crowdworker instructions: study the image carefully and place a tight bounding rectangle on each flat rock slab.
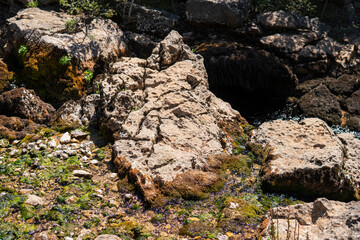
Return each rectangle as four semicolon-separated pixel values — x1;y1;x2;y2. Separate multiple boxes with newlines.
249;118;360;201
261;198;360;240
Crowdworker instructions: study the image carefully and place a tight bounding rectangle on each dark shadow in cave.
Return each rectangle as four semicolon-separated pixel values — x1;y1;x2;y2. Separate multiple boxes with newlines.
199;42;297;125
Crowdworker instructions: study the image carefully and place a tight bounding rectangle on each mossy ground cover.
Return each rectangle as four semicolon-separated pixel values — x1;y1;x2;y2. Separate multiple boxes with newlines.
0;125;303;239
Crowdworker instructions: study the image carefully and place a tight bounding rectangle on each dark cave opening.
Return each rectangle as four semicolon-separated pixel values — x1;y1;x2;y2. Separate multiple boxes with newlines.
199;42;297;125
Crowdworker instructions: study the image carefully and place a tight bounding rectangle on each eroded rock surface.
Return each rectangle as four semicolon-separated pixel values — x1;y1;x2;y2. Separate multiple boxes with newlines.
186;0;250;28
249;118;360;201
104;31;246;203
261;198;360;240
0;87;55;124
5;8;128;104
0;115;45;140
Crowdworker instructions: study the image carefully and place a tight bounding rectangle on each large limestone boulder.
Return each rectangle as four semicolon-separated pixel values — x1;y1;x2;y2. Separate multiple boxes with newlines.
102;31;246;203
257;11;309;30
186;0;250;28
260;198;360;240
5;8;128;105
249;118;360;201
0;87;55;124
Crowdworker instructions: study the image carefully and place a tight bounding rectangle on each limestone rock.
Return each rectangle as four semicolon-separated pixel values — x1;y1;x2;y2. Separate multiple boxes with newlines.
104;31;245;203
261;198;360;240
70;130;88;140
5;8;128;104
257;11;309;30
122;3;179;37
60;132;71;144
0;88;55;124
73;170;93;179
260;32;316;54
249;118;359;201
299;84;342;125
94;235;121;240
25;194;45;206
186;0;250;28
52;94;100;129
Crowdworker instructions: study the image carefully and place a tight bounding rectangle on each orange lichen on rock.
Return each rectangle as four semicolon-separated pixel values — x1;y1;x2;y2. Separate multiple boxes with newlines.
0;59;14;93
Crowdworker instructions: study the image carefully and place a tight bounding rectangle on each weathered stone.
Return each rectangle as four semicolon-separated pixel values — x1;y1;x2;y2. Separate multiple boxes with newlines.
94;235;121;240
0;88;55;124
257;10;309;30
122;3;179;37
261;198;360;240
249;118;359;201
125;31;157;59
186;0;250;28
0;115;44;140
6;8;128;104
70;129;88;140
347;116;360;131
260;32;316;54
299;84;342;125
106;31;246;203
25;194;45;206
60;132;71;144
326;74;360;97
52;94;100;129
72;170;93;179
346;90;360;115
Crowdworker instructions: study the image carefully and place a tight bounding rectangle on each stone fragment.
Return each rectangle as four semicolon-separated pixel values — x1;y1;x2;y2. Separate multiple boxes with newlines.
70;129;88;140
94;235;121;240
186;0;249;28
60;132;71;144
72;170;93;179
25;194;45;206
260;198;360;240
257;10;309;30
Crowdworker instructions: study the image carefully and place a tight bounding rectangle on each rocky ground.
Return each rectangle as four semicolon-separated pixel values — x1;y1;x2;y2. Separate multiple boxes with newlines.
1;0;360;240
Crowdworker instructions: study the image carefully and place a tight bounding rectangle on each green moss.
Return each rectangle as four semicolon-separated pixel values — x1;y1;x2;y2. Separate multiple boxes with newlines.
0;193;25;219
0;222;36;239
84;217;100;229
219;155;252;176
150;214;165;223
178;221;218;238
20;204;35;220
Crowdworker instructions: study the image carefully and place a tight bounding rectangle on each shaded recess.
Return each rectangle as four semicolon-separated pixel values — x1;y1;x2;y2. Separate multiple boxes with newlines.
197;42;298;122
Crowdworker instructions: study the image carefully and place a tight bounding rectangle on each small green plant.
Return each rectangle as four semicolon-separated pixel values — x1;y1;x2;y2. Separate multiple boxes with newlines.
88;35;95;40
59;54;71;66
27;0;38;8
65;19;77;33
84;70;94;83
18;45;28;56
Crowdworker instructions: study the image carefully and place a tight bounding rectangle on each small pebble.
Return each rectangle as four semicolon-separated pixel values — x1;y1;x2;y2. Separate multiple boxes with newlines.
60;132;71;144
